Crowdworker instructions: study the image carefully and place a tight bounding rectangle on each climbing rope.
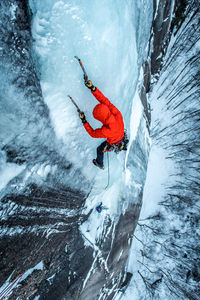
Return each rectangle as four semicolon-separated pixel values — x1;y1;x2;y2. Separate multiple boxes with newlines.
105;152;110;189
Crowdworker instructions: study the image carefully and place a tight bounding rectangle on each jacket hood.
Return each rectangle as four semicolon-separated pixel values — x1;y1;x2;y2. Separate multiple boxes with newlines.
93;104;111;124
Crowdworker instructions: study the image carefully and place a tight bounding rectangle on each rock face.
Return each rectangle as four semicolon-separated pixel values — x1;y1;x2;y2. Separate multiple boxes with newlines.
1;183;141;299
0;1;145;299
77;203;141;300
140;0;176;127
1;183;90;299
130;0;200;299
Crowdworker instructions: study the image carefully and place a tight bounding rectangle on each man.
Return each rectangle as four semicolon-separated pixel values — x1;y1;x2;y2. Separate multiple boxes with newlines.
79;79;125;170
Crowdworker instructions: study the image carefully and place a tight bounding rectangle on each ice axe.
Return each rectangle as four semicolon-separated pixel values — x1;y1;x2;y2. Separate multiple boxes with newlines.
68;95;86;123
74;56;88;82
67;95;81;113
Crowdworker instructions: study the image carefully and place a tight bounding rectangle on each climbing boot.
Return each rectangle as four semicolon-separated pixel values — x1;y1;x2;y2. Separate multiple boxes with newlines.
92;159;104;170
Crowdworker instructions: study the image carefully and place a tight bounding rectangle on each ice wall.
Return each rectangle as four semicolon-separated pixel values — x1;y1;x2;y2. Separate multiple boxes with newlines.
28;0;140;177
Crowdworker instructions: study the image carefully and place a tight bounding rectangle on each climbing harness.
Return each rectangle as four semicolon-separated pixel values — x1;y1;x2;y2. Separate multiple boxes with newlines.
105;130;129;154
74;56;88;82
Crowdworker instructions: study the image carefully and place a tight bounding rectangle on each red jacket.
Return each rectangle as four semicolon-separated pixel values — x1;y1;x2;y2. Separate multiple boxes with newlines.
83;88;124;145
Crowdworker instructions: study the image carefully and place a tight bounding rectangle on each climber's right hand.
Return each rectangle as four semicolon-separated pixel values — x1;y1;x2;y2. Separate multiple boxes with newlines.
84;80;96;92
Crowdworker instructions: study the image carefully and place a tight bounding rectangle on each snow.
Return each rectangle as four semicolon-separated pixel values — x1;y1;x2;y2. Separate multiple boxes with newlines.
10;3;17;20
21;261;44;281
125;89;143;168
120;142;176;299
140;145;175;218
47;273;56;285
0;161;25;192
119;85;177;300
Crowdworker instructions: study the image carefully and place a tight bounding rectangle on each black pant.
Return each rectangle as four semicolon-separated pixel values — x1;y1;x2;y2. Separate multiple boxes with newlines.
96;141;108;167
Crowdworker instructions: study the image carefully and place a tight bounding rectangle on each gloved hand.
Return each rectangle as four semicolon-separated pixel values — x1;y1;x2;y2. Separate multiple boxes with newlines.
79;112;87;124
84;80;96;92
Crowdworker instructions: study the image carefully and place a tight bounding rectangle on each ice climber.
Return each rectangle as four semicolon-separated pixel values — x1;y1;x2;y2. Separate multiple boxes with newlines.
79;79;125;170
